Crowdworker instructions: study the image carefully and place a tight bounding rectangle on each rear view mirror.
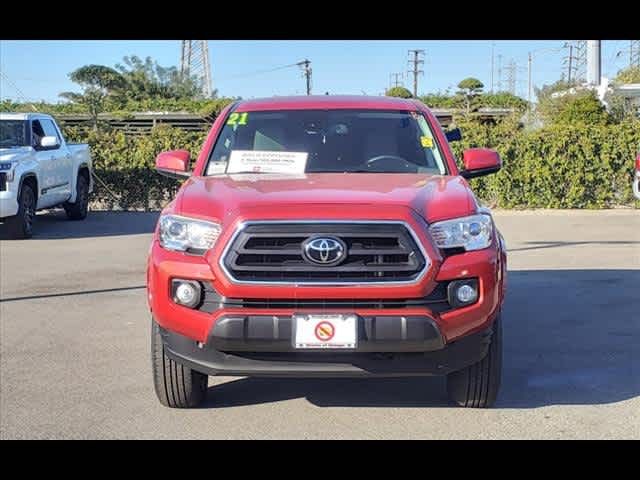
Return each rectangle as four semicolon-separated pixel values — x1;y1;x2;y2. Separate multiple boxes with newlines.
40;136;59;148
445;128;462;142
155;150;191;179
460;148;501;179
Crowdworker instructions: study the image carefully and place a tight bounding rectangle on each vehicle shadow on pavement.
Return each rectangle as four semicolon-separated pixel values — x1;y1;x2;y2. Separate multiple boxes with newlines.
202;269;640;409
0;210;159;240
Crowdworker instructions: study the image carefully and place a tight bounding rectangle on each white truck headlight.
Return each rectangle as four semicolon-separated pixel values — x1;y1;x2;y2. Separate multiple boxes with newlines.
429;214;493;251
159;214;221;254
0;162;15;182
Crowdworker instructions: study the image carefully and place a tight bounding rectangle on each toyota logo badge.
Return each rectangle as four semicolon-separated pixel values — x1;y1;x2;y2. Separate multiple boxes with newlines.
302;237;347;265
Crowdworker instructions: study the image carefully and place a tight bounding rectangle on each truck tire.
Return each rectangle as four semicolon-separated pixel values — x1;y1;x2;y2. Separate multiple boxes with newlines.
151;318;208;408
446;314;502;408
64;173;89;220
5;183;36;239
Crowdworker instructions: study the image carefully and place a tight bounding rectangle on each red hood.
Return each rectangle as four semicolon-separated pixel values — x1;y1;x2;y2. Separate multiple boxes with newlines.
176;173;478;225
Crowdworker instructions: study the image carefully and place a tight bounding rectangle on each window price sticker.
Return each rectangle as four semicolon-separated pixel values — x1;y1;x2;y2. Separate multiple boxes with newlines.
226;150;308;174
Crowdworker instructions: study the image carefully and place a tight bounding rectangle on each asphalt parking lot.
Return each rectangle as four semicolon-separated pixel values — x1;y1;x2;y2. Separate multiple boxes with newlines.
1;209;638;439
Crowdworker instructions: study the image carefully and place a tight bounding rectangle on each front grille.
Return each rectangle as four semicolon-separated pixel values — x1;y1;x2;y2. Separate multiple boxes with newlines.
221;222;428;284
0;173;6;192
199;282;451;313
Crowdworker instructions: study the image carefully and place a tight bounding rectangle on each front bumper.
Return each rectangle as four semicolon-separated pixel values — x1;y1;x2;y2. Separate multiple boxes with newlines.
0;190;19;219
148;238;505;345
160;318;496;377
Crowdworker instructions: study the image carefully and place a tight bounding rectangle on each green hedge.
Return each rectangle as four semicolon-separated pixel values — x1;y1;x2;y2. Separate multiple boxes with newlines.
62;119;640;211
63;125;207;210
449;118;640;208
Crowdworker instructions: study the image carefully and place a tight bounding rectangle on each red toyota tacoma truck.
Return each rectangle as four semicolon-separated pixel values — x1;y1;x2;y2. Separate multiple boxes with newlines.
147;96;507;408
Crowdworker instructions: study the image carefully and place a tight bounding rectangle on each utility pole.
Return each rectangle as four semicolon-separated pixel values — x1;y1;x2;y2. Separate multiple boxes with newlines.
407;49;425;97
389;72;404;88
527;52;532;115
563;42;579;84
497;54;503;91
297;59;312;95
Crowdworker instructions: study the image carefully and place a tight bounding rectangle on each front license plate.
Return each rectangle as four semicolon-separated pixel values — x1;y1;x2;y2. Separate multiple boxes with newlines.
293;314;357;349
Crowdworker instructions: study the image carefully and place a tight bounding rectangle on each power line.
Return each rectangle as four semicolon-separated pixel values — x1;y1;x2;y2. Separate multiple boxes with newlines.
0;71;38;110
218;62;302;81
407;49;425;97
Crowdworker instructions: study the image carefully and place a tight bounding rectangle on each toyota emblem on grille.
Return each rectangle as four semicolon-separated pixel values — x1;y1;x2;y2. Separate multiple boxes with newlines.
302;236;347;266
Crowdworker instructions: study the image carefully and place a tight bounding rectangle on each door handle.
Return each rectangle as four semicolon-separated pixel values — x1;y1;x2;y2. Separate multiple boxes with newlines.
66;154;71;159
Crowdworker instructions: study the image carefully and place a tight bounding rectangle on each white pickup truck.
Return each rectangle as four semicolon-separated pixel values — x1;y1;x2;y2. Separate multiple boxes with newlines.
0;113;93;238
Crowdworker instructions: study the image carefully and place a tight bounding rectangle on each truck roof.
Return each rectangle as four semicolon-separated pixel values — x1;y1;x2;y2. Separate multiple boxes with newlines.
235;95;421;112
0;112;55;121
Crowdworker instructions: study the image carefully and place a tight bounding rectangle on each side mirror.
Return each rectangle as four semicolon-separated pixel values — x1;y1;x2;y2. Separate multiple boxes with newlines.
40;136;59;149
460;148;501;179
155;150;191;179
445;128;462;142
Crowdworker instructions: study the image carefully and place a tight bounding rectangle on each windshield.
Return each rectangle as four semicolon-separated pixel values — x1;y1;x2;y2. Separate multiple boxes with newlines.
206;109;448;176
0;120;28;148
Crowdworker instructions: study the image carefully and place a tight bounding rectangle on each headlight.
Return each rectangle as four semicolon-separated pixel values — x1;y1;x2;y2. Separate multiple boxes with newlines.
0;162;15;182
159;214;221;254
429;214;493;251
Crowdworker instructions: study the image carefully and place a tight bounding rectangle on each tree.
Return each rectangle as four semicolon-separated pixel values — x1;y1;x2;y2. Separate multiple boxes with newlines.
457;78;484;114
385;86;413;98
547;90;610;125
114;55;205;102
59;65;125;129
603;66;640;121
614;65;640;84
534;79;577;105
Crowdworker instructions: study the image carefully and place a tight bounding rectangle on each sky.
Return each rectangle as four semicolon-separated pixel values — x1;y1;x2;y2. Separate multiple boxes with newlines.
0;40;634;103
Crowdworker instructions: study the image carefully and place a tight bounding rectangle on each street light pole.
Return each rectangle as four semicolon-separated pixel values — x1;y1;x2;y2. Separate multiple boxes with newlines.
528;52;532;120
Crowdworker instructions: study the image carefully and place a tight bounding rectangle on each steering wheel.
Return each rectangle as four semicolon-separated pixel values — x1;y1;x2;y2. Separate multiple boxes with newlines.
364;155;417;173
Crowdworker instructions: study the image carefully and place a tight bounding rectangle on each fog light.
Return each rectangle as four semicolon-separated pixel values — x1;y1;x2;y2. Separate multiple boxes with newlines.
456;284;477;303
447;279;479;308
172;280;201;308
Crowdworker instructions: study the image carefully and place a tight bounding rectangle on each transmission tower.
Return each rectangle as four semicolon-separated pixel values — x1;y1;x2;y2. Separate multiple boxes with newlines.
505;60;517;95
407;49;425;97
389;72;404;88
631;40;640;67
180;40;213;98
573;40;587;82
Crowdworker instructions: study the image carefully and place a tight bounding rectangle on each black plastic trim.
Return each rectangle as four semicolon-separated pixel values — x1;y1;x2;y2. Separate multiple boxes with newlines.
459;165;501;179
198;281;451;313
207;314;445;352
160;321;494;377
